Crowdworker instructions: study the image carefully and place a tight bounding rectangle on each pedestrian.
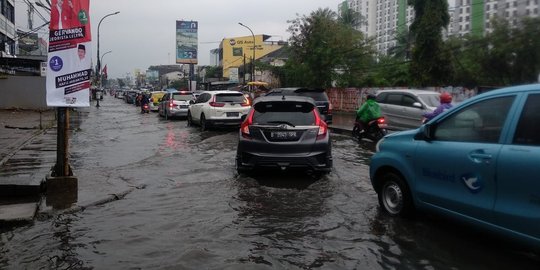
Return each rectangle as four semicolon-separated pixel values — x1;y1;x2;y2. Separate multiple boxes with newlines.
423;92;453;122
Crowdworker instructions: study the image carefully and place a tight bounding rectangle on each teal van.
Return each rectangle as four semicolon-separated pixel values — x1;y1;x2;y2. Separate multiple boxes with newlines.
370;84;540;247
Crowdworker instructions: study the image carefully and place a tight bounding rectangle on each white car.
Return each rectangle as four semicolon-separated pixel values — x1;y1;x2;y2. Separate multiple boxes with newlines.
158;91;193;118
187;90;251;130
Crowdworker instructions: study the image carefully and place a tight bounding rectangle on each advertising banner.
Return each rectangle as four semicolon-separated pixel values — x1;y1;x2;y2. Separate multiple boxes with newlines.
46;0;92;107
176;20;198;64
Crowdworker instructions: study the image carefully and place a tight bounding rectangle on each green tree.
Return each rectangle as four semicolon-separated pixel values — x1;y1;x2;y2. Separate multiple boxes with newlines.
448;17;540;86
285;8;374;88
409;0;452;86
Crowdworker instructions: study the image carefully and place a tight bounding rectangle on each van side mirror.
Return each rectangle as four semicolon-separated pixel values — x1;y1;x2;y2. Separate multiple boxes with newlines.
415;124;434;141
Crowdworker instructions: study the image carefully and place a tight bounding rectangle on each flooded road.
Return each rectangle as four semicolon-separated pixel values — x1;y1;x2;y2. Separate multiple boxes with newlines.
1;97;538;269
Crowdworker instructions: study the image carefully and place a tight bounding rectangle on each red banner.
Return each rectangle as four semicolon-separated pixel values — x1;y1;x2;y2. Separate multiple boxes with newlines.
47;0;92;107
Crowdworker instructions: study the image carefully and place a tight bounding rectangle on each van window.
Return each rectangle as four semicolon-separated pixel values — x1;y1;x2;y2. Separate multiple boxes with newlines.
513;94;540;146
434;96;514;143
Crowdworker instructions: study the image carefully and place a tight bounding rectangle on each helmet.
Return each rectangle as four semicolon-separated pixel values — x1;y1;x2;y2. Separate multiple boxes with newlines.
366;94;377;100
440;92;452;103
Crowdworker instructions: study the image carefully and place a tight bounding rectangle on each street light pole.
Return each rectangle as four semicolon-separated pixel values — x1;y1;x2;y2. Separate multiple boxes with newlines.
238;22;255;83
100;50;112;90
96;11;120;107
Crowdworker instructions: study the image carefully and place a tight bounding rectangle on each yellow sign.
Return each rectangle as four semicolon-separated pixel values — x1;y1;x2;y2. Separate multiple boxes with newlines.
220;35;282;79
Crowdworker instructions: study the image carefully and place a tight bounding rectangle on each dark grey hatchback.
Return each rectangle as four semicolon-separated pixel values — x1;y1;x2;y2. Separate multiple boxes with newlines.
265;88;333;124
236;95;332;174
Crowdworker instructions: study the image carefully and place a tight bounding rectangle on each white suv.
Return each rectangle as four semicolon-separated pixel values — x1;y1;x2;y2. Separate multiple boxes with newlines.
187;90;251;130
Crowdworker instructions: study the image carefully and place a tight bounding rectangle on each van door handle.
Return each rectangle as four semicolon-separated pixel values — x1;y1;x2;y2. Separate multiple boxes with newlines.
469;152;492;164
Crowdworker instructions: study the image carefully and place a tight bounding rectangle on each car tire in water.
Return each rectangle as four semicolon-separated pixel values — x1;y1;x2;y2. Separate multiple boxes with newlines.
187;111;193;127
377;171;414;217
235;156;248;175
200;114;207;131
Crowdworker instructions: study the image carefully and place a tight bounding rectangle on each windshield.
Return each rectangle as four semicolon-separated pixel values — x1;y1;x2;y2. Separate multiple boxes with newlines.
171;94;193;101
215;94;245;103
253;102;315;126
418;93;440;107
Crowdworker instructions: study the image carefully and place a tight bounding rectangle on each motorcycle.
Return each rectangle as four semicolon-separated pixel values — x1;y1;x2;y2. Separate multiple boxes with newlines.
141;103;150;114
352;116;388;143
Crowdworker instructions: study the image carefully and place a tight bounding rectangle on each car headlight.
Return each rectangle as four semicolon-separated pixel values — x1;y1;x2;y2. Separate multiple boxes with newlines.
375;137;385;152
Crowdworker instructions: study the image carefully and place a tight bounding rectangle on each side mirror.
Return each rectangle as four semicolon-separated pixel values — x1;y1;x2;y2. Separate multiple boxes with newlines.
189;100;195;105
412;102;423;108
415;124;434;141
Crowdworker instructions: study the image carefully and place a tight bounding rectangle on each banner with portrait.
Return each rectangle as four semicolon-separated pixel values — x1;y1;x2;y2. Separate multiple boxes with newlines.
46;0;92;107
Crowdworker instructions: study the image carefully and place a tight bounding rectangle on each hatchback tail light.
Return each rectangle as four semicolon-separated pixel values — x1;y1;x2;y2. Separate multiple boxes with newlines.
314;109;328;140
241;109;255;139
209;96;225;107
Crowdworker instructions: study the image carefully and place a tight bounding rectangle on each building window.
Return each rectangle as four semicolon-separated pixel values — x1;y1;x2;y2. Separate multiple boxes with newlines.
494;3;498;9
514;1;517;7
465;24;469;30
466;15;470;21
486;5;490;11
466;7;470;12
506;2;510;8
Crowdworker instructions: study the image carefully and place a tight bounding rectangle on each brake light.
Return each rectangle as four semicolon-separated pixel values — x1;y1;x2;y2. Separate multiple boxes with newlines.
169;100;174;108
314;109;328;140
377;117;386;124
241;109;255;138
209;96;225;107
241;97;251;107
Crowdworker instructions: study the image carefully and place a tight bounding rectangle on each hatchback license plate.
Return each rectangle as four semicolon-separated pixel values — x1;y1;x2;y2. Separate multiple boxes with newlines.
271;131;297;139
226;112;239;117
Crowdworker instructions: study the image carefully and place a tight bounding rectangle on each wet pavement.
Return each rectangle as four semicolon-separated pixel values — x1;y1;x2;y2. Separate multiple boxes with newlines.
0;97;538;269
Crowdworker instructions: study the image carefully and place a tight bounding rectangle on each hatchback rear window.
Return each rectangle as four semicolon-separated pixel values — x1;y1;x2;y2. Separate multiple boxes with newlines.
253;102;315;126
171;94;193;101
215;94;245;103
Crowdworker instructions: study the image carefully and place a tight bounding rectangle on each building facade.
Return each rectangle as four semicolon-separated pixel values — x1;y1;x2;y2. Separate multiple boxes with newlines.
339;0;539;54
452;0;539;36
0;0;16;57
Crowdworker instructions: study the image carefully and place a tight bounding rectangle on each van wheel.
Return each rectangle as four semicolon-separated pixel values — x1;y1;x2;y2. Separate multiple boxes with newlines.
200;114;207;131
377;171;414;217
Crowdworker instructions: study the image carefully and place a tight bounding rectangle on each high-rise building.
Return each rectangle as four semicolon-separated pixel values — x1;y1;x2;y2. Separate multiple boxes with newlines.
452;0;539;37
0;0;16;57
339;0;539;54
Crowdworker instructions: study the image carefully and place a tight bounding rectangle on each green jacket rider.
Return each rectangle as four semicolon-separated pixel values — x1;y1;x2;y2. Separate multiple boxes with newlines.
356;94;381;124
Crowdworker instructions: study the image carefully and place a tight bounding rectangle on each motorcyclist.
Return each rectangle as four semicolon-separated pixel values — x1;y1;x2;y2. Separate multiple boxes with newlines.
356;94;381;133
423;92;453;122
140;93;150;112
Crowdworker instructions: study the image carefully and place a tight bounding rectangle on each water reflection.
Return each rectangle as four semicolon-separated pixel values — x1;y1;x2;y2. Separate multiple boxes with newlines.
232;171;333;268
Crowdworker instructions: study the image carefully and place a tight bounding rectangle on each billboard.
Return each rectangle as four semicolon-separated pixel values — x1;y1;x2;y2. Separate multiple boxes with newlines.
46;0;92;107
146;70;159;82
176;20;198;64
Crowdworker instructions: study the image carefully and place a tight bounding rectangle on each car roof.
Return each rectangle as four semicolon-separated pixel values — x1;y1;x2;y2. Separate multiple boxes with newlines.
254;95;316;105
203;90;244;95
376;89;440;95
267;87;325;93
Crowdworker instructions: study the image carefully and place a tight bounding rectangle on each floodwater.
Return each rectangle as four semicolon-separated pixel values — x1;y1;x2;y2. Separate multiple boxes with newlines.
0;97;538;269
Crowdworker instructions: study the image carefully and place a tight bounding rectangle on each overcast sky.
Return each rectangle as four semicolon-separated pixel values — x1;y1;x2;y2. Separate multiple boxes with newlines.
16;0;344;79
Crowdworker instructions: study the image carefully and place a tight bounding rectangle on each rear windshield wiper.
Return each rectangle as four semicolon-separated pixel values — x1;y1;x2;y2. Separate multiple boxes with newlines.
266;121;296;127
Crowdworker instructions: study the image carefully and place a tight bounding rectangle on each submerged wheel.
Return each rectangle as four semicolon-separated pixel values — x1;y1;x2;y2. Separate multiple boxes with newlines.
200;114;207;131
187;111;193;126
377;171;414;217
